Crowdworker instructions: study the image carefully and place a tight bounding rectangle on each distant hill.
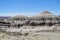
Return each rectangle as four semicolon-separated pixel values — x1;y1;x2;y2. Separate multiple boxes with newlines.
0;16;10;19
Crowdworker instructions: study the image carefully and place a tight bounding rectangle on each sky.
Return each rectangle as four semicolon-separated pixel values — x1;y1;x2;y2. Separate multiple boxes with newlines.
0;0;60;16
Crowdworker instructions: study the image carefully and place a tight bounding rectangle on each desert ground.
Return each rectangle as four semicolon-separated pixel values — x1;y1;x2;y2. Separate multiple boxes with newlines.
0;31;60;40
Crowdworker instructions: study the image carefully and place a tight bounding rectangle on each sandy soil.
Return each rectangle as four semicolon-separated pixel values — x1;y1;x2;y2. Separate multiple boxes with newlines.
0;32;60;40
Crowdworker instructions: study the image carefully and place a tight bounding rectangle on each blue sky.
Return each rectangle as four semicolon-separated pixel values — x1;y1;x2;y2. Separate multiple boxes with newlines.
0;0;60;16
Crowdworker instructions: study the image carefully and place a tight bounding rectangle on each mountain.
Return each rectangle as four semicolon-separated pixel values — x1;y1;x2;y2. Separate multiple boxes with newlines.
30;11;57;18
36;11;55;17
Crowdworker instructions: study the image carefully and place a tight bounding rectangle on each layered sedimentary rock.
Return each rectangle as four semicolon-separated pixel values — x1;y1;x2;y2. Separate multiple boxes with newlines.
0;11;60;28
7;11;60;27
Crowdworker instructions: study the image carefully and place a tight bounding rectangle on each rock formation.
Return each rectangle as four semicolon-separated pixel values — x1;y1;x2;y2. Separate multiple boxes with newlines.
0;11;60;30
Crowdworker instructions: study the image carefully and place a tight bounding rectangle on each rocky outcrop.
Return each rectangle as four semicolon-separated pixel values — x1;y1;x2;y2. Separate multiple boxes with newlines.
0;11;60;28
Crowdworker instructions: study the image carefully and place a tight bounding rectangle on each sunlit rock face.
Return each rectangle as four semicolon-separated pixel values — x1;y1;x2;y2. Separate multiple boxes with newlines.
9;11;60;27
0;11;60;27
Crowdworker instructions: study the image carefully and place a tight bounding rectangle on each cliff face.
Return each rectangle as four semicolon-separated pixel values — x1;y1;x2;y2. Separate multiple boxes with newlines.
0;11;60;27
8;11;60;27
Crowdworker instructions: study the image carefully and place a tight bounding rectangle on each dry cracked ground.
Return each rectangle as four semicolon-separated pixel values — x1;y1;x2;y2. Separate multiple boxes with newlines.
0;32;60;40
